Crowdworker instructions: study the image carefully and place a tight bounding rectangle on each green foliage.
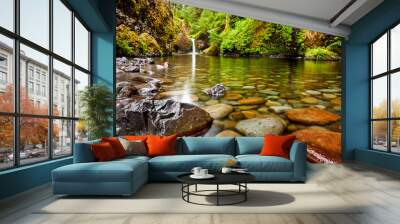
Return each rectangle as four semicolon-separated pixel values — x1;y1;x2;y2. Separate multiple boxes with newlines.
116;25;140;57
79;84;114;140
305;47;340;60
139;33;161;55
116;0;342;59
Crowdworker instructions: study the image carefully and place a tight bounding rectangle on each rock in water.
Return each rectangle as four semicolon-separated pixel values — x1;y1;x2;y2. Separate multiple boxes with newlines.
269;105;292;114
216;130;242;137
293;128;341;163
116;81;138;98
137;81;161;97
117;99;213;136
202;103;234;119
286;108;341;125
204;84;225;97
235;117;286;136
301;97;319;104
238;97;265;105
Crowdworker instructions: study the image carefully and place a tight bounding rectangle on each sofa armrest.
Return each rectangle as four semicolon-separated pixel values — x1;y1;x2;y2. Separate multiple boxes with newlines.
289;141;307;181
73;140;100;163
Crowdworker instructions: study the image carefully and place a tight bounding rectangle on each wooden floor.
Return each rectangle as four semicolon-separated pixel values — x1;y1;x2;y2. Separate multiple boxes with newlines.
1;162;400;224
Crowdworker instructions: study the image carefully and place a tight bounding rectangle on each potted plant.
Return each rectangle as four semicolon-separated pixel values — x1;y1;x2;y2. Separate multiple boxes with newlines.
79;84;114;140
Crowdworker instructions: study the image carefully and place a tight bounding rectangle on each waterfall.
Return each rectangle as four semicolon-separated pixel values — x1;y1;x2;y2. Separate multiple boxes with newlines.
191;38;196;55
191;38;196;80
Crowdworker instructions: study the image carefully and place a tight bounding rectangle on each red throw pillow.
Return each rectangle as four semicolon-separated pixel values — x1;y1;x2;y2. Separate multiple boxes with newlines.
91;142;117;162
101;137;126;158
260;134;296;159
124;135;148;141
146;135;177;157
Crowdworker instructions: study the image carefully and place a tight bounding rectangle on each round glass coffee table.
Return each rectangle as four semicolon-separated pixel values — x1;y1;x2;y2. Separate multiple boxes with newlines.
177;173;255;206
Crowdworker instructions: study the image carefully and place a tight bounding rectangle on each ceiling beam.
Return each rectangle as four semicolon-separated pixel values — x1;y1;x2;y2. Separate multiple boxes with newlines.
171;0;351;38
330;0;368;28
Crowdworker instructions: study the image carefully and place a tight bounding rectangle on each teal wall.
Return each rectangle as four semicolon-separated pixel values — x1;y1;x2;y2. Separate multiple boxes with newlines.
0;0;115;200
344;0;400;171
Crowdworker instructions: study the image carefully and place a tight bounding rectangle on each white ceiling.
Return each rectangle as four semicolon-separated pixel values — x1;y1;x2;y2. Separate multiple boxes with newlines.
171;0;384;38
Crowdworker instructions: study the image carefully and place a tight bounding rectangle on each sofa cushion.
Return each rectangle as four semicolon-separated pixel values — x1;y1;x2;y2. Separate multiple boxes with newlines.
147;135;177;157
91;142;118;161
53;158;147;183
101;137;127;158
118;138;147;156
180;137;235;155
149;154;235;172
236;137;263;155
260;134;296;159
236;155;293;172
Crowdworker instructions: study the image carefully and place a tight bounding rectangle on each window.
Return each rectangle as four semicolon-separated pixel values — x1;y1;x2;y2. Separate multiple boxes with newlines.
53;59;72;117
36;84;40;95
371;23;400;154
0;72;7;85
53;119;72;158
0;116;14;170
74;69;89;118
20;0;49;48
28;67;34;80
0;0;14;31
74;18;90;70
53;0;72;60
28;81;34;94
0;1;91;170
42;85;46;97
0;34;13;113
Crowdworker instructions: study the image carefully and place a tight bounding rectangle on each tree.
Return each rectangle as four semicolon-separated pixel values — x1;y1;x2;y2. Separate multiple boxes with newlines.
0;85;58;150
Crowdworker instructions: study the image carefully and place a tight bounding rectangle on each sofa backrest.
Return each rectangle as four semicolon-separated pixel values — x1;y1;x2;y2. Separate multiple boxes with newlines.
179;137;236;155
235;137;264;155
74;137;267;161
73;139;100;163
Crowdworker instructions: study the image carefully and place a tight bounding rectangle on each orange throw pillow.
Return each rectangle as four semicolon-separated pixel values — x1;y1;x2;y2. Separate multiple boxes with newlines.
124;135;148;141
91;142;117;162
101;137;126;158
146;135;177;157
260;134;296;159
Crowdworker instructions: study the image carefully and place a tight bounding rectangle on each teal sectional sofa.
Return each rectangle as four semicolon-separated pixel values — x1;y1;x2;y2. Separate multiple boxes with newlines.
52;137;307;196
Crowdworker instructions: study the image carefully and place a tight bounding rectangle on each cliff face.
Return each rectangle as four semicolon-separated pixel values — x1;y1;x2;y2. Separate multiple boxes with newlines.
116;0;178;57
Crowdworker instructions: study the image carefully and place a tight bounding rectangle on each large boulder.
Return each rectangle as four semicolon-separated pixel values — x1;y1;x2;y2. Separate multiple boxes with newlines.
202;103;234;119
117;99;213;136
286;108;341;125
235;116;286;136
293;128;341;163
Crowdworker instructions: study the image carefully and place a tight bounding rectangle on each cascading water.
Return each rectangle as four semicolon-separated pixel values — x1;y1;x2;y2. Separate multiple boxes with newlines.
191;38;196;80
191;38;196;55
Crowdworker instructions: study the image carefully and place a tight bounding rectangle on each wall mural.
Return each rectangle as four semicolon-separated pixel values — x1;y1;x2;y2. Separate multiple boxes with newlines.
115;0;342;163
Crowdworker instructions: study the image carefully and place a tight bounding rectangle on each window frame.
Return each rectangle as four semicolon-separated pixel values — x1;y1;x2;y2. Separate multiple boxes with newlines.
370;22;400;154
0;0;92;171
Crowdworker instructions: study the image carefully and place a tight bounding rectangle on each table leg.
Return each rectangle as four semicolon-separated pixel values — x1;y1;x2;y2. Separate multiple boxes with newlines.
217;184;219;206
187;184;190;202
245;183;247;201
195;184;198;192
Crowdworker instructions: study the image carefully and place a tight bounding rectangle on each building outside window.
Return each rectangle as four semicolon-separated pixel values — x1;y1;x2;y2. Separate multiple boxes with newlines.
0;0;91;170
28;66;34;80
0;54;7;90
28;81;34;94
371;23;400;154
